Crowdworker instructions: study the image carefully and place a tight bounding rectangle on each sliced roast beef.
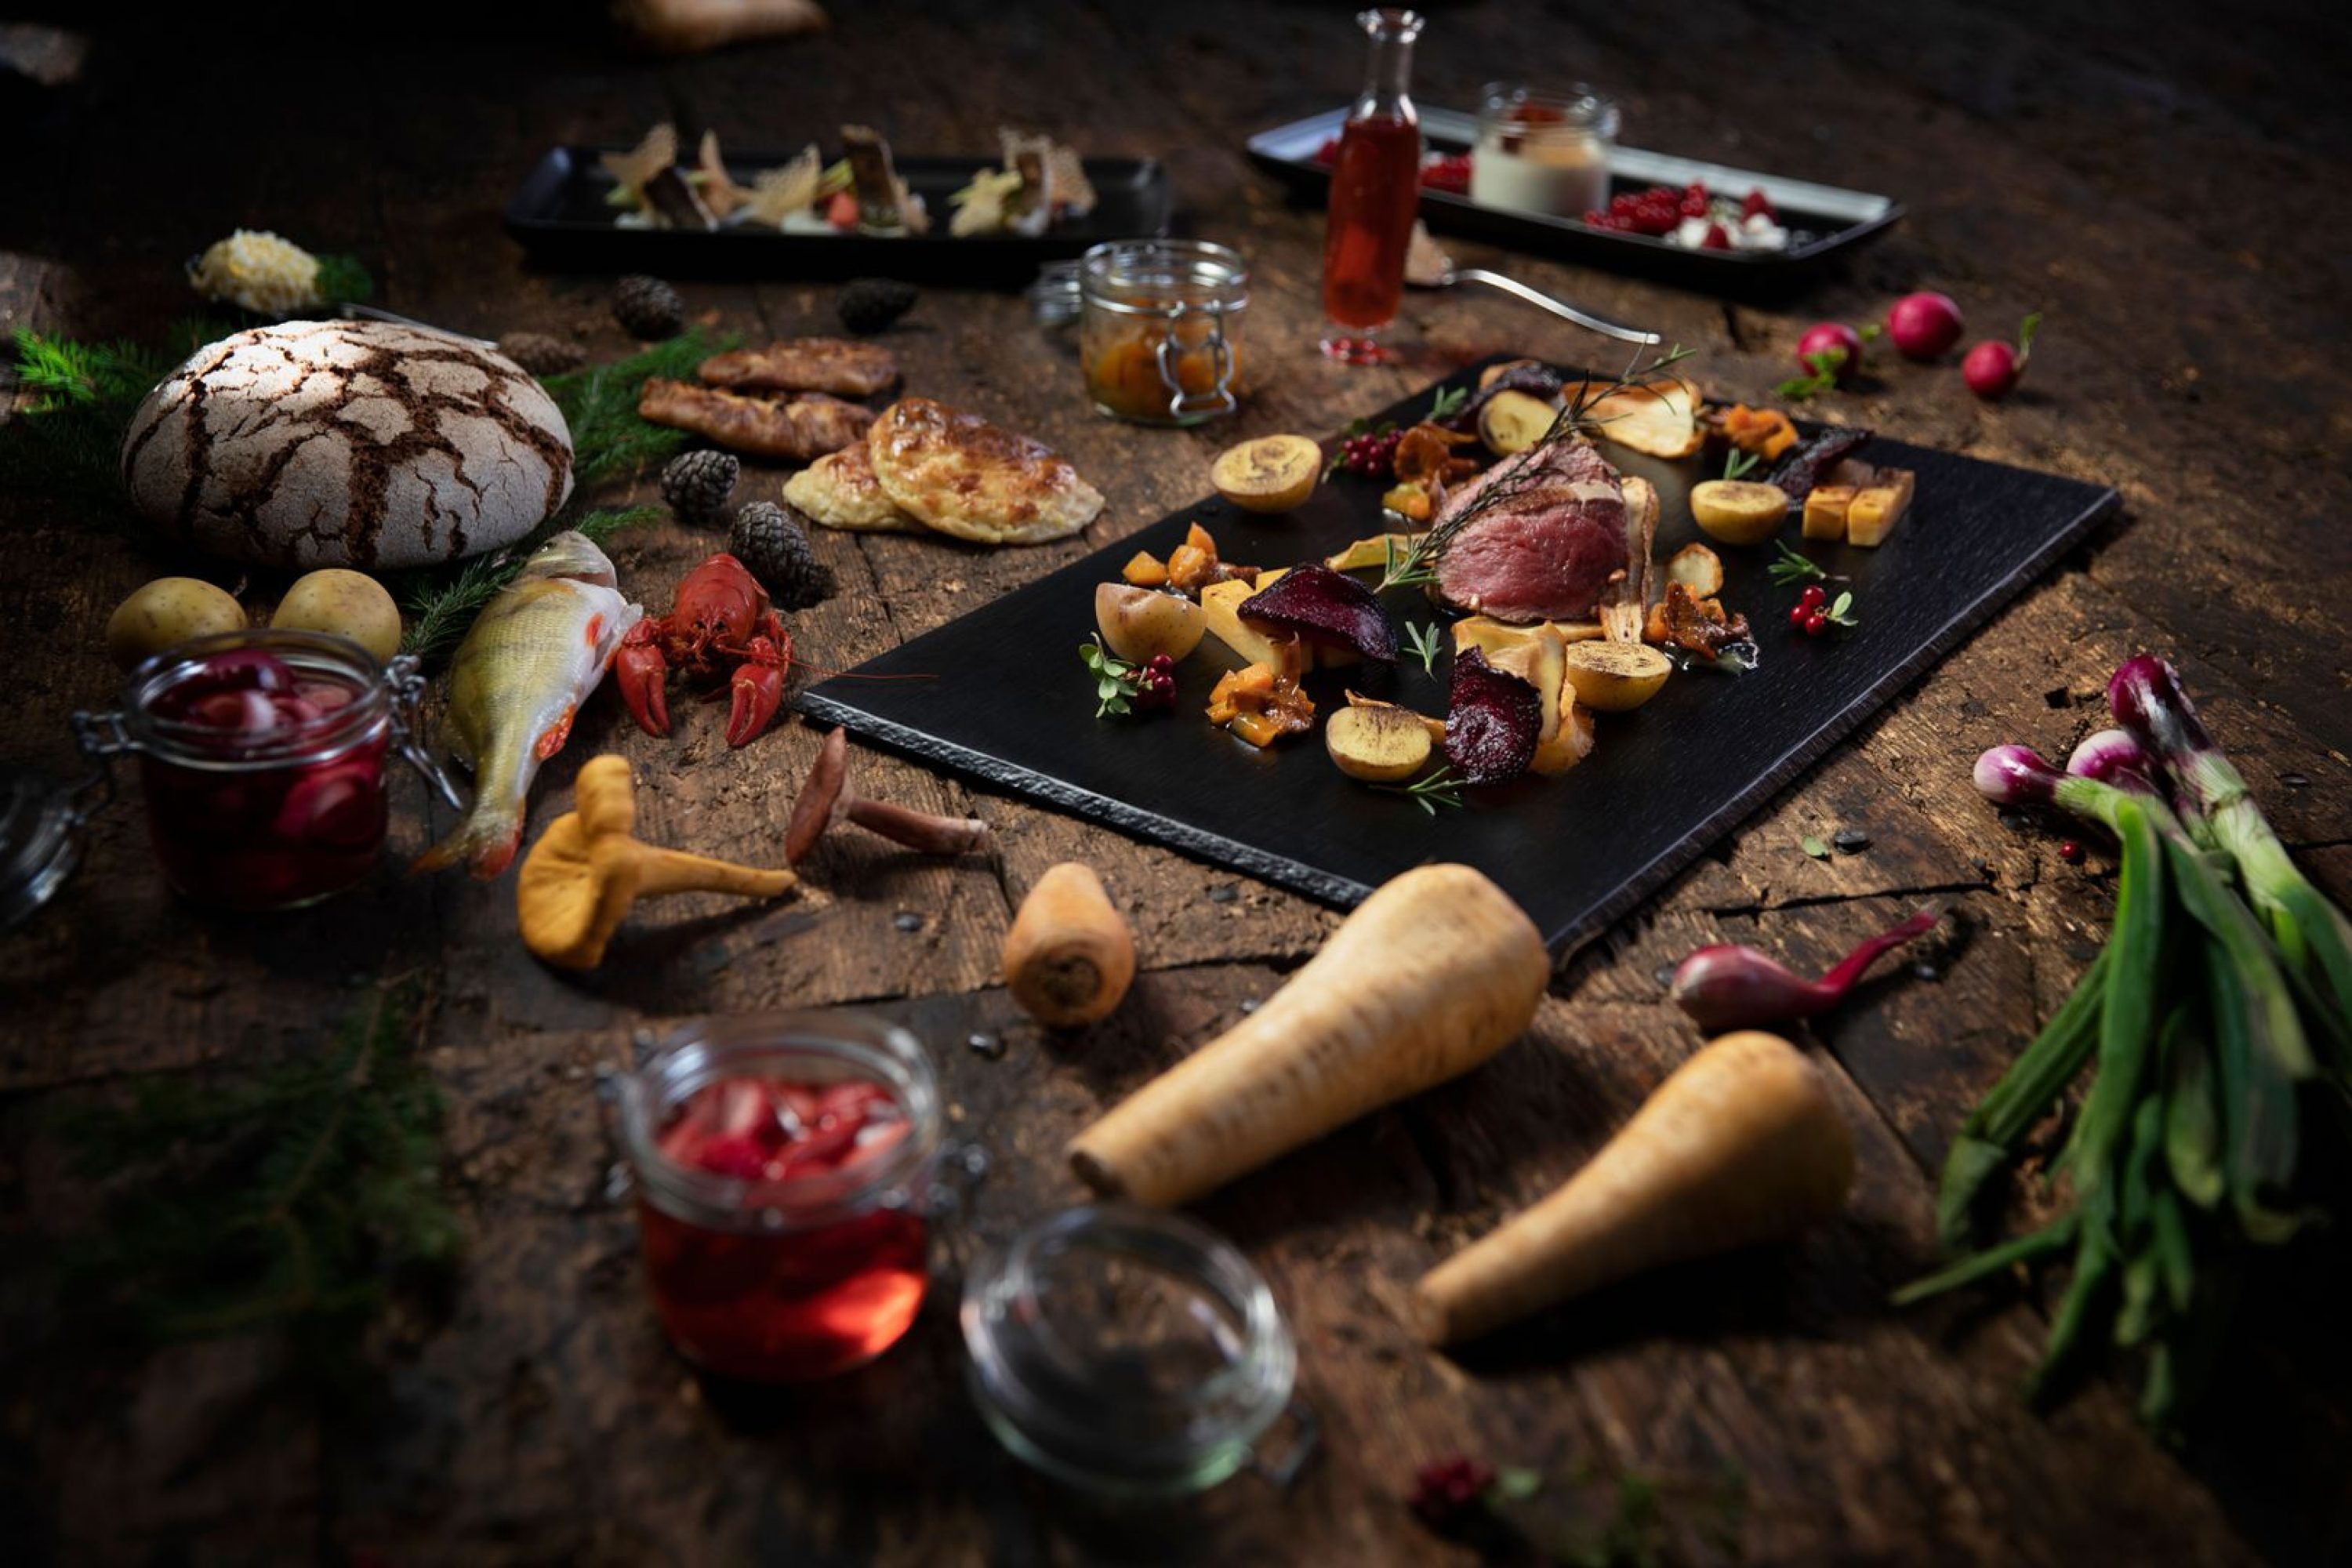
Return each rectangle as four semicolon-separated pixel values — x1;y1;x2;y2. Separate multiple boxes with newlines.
1431;437;1628;625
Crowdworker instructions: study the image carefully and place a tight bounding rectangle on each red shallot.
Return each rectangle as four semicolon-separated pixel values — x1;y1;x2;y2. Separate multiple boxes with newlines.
1668;905;1944;1032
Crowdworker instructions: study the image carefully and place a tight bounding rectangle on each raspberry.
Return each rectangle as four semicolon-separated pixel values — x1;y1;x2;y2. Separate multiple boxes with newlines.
1701;223;1732;249
1742;187;1776;220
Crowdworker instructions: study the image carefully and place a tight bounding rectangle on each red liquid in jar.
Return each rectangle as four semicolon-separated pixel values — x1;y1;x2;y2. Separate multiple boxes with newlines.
141;650;389;910
1321;113;1423;333
640;1075;927;1381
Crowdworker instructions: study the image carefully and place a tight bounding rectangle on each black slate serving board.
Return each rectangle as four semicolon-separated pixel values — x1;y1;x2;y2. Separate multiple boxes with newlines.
799;360;2116;955
504;147;1171;285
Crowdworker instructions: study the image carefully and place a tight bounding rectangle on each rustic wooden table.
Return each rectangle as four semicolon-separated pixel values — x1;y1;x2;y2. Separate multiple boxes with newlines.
5;2;2349;1562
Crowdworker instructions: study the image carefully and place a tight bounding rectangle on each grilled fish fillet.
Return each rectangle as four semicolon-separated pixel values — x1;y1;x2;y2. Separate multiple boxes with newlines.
699;338;900;397
638;379;875;460
412;532;641;880
866;396;1104;546
782;443;928;533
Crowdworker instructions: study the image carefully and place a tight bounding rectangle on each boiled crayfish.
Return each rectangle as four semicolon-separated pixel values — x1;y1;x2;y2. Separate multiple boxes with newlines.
615;553;792;747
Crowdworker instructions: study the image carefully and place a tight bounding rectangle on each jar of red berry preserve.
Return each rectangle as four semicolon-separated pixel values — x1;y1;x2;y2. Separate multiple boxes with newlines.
619;1011;964;1382
71;629;457;912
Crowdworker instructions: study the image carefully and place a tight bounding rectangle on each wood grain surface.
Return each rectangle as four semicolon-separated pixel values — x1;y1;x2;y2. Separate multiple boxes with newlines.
3;2;2348;1563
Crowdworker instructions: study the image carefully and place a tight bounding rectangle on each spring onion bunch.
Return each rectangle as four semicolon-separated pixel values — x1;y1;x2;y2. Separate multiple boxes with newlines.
1897;656;2350;1429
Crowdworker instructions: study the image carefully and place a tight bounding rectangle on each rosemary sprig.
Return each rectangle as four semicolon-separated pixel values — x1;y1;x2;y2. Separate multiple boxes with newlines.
1403;619;1443;673
1380;764;1465;815
1723;446;1761;481
1377;531;1439;593
1767;540;1831;586
1426;383;1469;423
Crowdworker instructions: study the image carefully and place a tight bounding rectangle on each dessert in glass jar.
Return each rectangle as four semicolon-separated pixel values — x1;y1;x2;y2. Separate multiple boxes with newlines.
1471;83;1618;220
619;1012;944;1382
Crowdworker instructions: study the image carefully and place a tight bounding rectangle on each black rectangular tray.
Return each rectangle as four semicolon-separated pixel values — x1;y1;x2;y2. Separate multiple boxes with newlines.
799;359;2114;956
503;147;1171;284
1248;107;1901;296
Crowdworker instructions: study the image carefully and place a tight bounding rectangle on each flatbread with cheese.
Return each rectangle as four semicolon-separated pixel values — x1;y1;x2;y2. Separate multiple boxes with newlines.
782;443;927;533
866;396;1104;546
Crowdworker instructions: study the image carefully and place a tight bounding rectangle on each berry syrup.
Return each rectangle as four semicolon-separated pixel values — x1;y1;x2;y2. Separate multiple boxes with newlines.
139;646;390;909
639;1074;928;1381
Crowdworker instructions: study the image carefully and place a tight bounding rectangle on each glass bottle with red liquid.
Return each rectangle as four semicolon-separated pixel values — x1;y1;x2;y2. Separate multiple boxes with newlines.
619;1012;952;1382
1321;8;1426;364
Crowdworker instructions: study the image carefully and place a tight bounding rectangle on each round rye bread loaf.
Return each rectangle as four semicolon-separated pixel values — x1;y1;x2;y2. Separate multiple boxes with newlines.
119;320;575;570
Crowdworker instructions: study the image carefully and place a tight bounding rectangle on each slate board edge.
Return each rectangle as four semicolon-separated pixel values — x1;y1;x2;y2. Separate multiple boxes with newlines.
793;692;1381;910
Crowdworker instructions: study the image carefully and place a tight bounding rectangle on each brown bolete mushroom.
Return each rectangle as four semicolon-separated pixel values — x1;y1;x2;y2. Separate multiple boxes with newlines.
517;754;797;971
786;727;989;866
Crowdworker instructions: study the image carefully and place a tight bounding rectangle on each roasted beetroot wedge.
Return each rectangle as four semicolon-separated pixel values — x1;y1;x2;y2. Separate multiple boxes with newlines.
1239;562;1399;662
1446;648;1543;785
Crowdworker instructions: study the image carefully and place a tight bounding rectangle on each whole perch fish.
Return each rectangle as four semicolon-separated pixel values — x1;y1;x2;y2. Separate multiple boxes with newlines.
414;532;643;880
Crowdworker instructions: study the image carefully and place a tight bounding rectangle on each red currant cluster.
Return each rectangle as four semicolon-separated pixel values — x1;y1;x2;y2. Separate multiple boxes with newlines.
1789;583;1831;636
1582;182;1775;241
1421;151;1472;194
1339;426;1403;478
1131;653;1178;711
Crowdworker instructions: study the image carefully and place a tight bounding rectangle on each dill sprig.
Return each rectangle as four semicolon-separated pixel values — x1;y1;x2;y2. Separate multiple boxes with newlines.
54;978;461;1345
543;328;735;487
395;504;659;664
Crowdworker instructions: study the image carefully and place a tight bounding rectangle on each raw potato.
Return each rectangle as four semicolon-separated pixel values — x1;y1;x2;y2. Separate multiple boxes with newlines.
1476;389;1559;456
1690;479;1791;546
1664;544;1724;599
1095;583;1206;666
1561;639;1672;712
1325;702;1433;782
270;568;403;663
104;578;245;669
1210;434;1321;514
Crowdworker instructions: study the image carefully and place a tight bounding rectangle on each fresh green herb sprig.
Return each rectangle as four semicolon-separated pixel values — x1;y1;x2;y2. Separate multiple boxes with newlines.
1403;619;1443;673
1777;347;1847;402
542;328;735;487
1767;540;1831;586
1818;589;1859;630
54;979;460;1346
1380;764;1465;815
1080;634;1169;718
396;505;660;663
1722;446;1761;482
310;254;374;307
1379;531;1439;593
1425;383;1468;423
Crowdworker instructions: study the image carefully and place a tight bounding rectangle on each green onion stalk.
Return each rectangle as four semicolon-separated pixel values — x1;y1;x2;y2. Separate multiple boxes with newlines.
1901;671;2350;1431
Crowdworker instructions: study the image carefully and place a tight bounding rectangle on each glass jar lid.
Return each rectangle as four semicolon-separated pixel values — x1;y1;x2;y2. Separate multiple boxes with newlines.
0;764;89;930
961;1204;1306;1497
1080;239;1250;318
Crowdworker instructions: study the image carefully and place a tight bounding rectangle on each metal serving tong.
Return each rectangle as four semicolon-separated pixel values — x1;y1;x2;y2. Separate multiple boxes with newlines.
1412;264;1660;346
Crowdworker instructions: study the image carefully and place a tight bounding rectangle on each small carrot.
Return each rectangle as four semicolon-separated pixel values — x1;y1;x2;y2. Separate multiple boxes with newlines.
1414;1031;1853;1347
1003;862;1136;1028
1067;864;1548;1206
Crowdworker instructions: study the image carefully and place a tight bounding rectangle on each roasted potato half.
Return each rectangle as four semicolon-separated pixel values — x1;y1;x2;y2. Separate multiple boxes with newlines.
1095;583;1206;666
1562;640;1674;712
1326;702;1435;782
1689;479;1790;546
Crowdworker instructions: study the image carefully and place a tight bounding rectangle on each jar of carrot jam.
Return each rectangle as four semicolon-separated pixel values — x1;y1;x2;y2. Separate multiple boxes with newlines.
619;1012;945;1382
1080;239;1250;426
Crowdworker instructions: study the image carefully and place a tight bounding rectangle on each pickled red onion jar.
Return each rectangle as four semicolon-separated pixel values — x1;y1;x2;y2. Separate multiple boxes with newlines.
618;1012;945;1382
73;630;443;912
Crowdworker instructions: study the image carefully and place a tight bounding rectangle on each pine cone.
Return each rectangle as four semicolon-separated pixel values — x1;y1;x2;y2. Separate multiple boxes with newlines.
837;277;917;336
496;330;586;376
730;501;833;611
659;449;739;527
613;274;685;340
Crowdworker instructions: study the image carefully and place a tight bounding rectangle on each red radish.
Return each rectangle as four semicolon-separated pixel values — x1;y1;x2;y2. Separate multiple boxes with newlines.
1796;322;1863;384
1886;292;1965;360
1963;312;2042;400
